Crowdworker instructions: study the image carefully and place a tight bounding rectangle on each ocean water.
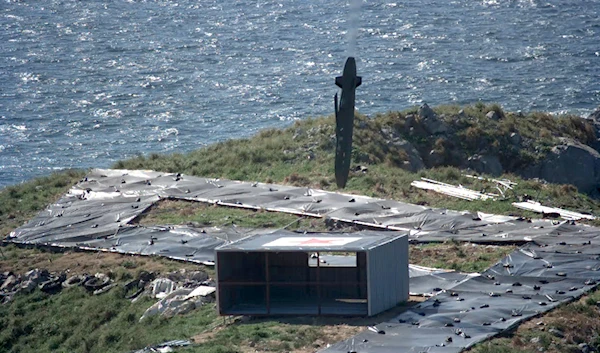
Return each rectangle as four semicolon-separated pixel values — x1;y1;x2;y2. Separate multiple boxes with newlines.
1;0;599;188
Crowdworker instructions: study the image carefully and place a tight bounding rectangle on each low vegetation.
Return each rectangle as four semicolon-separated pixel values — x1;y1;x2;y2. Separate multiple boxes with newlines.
136;200;336;232
471;288;600;353
0;284;217;353
2;104;600;353
113;103;600;217
409;241;515;273
0;244;202;279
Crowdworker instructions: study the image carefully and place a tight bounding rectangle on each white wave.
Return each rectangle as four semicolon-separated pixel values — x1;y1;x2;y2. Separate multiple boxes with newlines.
18;72;40;83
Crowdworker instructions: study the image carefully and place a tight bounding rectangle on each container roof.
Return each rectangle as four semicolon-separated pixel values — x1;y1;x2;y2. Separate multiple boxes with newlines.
216;230;406;252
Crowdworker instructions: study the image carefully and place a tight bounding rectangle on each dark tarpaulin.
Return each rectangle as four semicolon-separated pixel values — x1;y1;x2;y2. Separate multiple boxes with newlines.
7;168;600;353
321;242;600;353
6;168;565;245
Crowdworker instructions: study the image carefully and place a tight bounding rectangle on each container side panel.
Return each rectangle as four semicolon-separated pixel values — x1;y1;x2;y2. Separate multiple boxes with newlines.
368;235;409;316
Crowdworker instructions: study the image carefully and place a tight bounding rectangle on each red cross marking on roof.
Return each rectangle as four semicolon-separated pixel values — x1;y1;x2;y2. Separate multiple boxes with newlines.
298;238;336;245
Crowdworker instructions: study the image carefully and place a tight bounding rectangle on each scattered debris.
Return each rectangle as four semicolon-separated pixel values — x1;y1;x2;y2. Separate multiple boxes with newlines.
139;269;214;321
367;326;385;334
83;273;113;292
63;274;89;288
140;284;215;321
549;327;565;338
463;174;517;198
1;269;65;303
124;271;155;301
2;264;213;327
355;165;368;173
186;285;216;298
39;273;66;294
411;178;497;201
151;278;178;299
130;339;191;353
93;282;118;295
512;200;595;220
0;269;118;304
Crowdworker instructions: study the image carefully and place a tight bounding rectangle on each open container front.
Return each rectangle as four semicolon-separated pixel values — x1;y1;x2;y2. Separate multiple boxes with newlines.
217;251;368;316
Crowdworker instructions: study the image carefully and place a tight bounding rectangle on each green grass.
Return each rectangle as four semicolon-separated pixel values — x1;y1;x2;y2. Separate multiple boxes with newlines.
409;241;516;273
136;200;334;232
470;339;537;353
2;104;600;353
0;285;218;353
190;320;328;352
111;104;600;219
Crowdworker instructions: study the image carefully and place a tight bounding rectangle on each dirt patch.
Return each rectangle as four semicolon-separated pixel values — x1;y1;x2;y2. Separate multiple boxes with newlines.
0;244;205;278
289;324;361;353
135;199;360;232
410;242;516;272
193;297;427;353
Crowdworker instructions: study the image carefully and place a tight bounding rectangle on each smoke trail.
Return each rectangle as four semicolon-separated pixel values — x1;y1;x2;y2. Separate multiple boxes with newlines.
347;0;361;58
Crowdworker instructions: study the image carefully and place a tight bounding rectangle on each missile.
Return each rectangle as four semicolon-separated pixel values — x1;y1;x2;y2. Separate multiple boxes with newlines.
334;57;362;188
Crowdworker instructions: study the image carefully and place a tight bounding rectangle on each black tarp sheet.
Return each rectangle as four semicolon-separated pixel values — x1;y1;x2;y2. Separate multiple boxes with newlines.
9;168;593;245
6;169;600;353
322;242;600;353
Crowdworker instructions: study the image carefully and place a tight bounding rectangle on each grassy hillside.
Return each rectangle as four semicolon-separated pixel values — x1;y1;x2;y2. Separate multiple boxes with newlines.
114;103;597;181
113;103;600;217
2;104;600;353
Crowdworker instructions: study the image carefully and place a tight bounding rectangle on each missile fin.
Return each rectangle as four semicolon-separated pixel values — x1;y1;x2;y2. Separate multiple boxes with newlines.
355;76;362;88
335;76;343;88
334;93;339;120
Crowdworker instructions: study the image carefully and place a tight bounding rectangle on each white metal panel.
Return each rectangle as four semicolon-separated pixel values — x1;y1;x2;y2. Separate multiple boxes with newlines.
513;200;596;220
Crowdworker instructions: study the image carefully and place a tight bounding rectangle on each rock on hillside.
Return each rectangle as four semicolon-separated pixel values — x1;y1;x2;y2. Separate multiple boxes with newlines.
112;103;600;196
380;127;425;172
588;106;600;122
375;104;600;195
520;138;600;195
467;154;503;176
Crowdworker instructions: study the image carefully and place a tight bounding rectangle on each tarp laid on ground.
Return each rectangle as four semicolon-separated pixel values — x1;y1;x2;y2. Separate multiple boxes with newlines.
322;241;600;353
8;169;594;248
408;265;478;297
6;169;600;353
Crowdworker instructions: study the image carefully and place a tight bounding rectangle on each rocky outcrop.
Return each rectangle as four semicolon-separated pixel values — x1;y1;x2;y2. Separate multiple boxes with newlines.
509;132;522;146
486;110;501;121
418;103;449;135
403;114;428;138
418;103;436;120
375;106;600;195
395;139;425;172
585;106;600;152
588;106;600;122
519;138;600;194
467;154;503;176
381;127;425;172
